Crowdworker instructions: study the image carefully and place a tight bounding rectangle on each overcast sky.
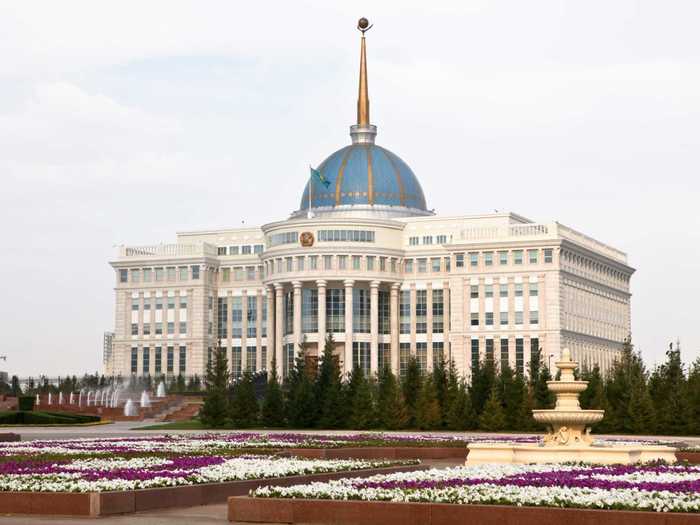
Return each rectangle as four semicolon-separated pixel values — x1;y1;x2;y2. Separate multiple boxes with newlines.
1;1;698;376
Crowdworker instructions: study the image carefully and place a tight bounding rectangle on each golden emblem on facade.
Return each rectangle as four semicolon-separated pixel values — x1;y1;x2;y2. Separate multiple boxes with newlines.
300;232;314;247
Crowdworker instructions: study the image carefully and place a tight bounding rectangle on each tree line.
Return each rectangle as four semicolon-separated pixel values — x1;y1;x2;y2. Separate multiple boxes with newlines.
201;337;700;436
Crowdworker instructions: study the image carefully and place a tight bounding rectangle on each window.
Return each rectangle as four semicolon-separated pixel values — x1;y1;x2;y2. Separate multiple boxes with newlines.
485;284;493;298
500;339;509;366
179;322;186;334
179;295;187;309
500;284;508;298
143;268;152;282
379;257;386;271
444;257;451;272
167;297;175;309
485;339;494;363
469;252;478;267
218;247;227;255
544;248;553;263
155;347;162;374
432;289;444;333
531;338;540;365
431;257;441;272
352;255;361;270
416;343;427;372
131;298;139;311
470;312;479;326
233;267;243;281
353;288;370;333
167;322;174;335
515;283;523;297
399;290;410;334
432;342;444;369
232;297;243;338
143;324;150;336
409;236;419;246
530;283;538;297
296;257;305;272
261;300;267;337
178;266;187;281
499;251;508;265
167;347;174;373
155;267;164;281
530;310;539;325
500;311;508;325
254;244;264;254
247;295;257;337
378;290;390;334
528;249;538;264
131;323;138;336
309;255;318;270
302;288;318;333
323;255;333;270
436;235;447;244
378;343;391;370
404;259;413;273
513;250;523;265
232;346;242;377
242;245;252;255
367;256;375;271
485;312;494;326
261;346;267;370
155;298;163;310
391;259;397;273
471;339;480;371
119;269;128;283
515;311;524;325
282;343;294;379
246;346;256;372
131;269;140;283
221;268;231;282
229;246;240;256
191;266;200;279
131;348;138;374
338;255;347;270
317;230;375;242
267;231;298;247
143;298;151;310
455;253;464;268
417;258;427;273
142;347;150;374
484;252;493;266
422;235;433;245
415;290;427;333
470;285;479;299
399;343;410;377
515;338;524;374
155;323;162;336
352;342;370;376
179;346;186;374
326;288;344;333
285;258;293;272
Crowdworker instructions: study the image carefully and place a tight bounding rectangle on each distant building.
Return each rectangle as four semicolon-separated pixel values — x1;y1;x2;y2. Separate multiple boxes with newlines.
103;331;114;372
108;26;633;380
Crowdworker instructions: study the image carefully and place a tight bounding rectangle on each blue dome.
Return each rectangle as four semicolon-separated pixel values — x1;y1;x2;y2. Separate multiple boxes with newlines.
299;144;427;212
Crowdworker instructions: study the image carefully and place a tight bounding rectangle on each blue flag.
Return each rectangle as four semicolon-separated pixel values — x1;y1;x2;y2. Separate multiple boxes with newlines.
311;166;331;188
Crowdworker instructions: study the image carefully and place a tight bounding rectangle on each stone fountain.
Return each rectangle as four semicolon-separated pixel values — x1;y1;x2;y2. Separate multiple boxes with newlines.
467;348;677;465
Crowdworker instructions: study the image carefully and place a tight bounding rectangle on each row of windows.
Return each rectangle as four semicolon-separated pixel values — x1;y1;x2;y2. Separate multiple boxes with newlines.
131;346;186;374
469;282;538;298
399;289;448;334
220;266;262;282
317;230;375;242
131;322;187;336
399;342;447;376
471;337;539;375
408;234;451;246
217;244;264;256
131;296;188;310
216;297;268;339
470;310;539;326
267;255;398;275
455;248;553;269
267;231;299;247
119;266;200;284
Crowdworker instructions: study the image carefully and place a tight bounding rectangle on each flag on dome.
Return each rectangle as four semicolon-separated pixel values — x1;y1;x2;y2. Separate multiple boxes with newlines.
310;166;331;188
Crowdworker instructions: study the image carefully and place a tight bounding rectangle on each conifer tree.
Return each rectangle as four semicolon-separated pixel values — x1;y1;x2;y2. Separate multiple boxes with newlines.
499;365;528;430
478;383;506;431
579;365;611;432
686;358;700;435
347;367;375;429
284;343;316;428
415;376;442;430
262;360;285;427
229;370;259;428
200;342;230;428
314;335;345;428
376;365;408;429
470;358;497;416
431;356;449;427
447;381;477;430
649;342;689;435
401;357;422;427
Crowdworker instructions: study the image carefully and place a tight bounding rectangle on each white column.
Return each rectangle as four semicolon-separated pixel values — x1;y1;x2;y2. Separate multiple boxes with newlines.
293;281;302;351
241;289;248;372
344;279;354;374
390;283;400;375
316;280;327;349
274;283;284;378
266;285;275;372
426;282;433;372
256;289;263;372
370;280;380;375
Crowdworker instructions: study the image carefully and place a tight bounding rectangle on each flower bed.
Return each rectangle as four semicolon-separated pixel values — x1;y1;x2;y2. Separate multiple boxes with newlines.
252;463;700;513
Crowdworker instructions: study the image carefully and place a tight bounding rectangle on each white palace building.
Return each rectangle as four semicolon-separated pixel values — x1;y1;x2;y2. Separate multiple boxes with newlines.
108;23;633;381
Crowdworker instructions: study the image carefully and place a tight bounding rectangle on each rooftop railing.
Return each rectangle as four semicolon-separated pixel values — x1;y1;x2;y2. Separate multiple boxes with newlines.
117;243;218;259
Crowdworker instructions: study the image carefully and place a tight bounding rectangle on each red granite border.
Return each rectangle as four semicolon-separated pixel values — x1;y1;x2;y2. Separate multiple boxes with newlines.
0;464;428;517
227;497;700;525
678;452;700;464
279;446;467;460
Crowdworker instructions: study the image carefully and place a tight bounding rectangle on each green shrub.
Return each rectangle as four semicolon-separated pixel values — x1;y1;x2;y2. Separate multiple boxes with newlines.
18;396;35;411
0;411;101;425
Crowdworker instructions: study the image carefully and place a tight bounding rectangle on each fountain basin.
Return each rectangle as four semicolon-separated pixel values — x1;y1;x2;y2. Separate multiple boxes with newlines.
546;381;588;394
532;409;604;427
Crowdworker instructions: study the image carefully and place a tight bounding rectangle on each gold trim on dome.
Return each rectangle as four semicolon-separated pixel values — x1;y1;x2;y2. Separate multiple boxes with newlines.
334;147;353;205
366;145;374;204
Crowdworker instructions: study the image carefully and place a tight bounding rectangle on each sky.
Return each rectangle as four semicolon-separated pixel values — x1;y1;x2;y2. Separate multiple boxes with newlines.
1;1;699;376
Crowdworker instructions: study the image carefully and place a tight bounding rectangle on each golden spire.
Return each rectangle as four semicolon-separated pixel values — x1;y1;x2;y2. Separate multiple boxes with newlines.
357;17;372;127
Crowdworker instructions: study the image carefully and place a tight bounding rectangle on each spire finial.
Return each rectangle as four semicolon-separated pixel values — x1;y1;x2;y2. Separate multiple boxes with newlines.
350;18;377;144
357;17;372;126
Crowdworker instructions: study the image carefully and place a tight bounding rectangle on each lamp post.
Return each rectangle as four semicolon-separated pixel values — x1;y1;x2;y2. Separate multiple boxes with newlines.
548;353;555;371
